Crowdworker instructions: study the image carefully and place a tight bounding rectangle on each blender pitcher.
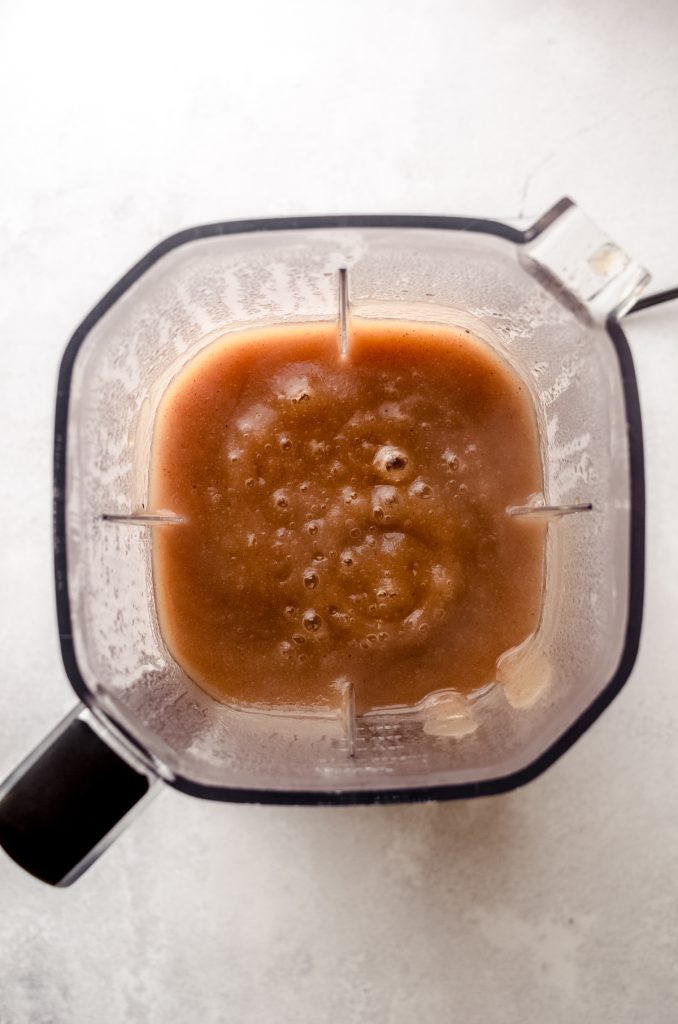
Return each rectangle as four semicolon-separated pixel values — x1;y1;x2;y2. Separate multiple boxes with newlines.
0;199;655;885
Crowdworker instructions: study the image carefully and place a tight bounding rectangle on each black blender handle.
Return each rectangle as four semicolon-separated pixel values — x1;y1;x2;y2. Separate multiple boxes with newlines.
0;707;156;886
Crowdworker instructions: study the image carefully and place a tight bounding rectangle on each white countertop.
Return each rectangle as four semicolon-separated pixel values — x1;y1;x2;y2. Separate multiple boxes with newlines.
1;1;678;1020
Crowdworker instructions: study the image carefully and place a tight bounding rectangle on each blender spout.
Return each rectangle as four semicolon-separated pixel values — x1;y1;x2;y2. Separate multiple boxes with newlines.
521;199;651;321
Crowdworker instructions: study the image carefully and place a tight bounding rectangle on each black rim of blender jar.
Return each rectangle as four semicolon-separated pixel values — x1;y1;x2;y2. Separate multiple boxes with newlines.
53;200;645;805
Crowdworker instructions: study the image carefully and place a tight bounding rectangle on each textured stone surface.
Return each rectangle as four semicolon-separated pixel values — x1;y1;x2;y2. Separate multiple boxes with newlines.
1;0;678;1020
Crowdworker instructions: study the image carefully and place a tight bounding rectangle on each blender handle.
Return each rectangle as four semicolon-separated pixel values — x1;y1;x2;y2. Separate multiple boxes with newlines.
0;705;158;886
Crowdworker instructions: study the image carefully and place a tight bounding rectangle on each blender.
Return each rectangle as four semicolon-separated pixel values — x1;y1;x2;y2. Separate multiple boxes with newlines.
0;197;665;885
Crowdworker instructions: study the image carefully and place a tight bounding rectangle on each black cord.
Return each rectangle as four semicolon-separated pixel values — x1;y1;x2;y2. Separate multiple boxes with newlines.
627;286;678;314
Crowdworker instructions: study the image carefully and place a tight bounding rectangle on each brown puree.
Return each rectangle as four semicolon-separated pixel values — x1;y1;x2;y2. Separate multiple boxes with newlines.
150;319;546;715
